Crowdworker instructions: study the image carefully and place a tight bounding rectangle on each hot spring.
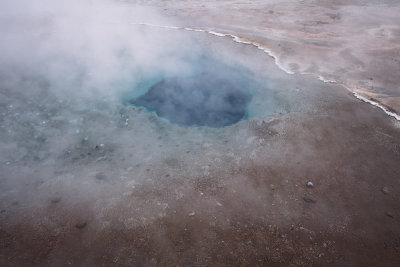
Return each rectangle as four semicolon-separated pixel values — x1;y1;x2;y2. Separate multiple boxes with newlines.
122;28;293;128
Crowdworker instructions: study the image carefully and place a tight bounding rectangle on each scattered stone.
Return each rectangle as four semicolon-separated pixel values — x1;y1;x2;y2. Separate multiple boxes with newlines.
303;197;316;204
165;158;179;167
122;191;132;196
306;181;314;188
381;187;389;195
95;156;107;162
95;172;106;180
188;212;195;216
165;174;170;177
269;184;275;190
75;222;87;229
0;209;6;214
385;212;394;219
50;197;61;204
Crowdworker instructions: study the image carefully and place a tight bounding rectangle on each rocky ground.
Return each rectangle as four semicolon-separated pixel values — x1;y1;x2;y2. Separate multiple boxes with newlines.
1;1;400;266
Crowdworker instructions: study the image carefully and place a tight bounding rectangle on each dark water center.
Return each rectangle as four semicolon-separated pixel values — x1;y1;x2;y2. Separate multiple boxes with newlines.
130;71;252;128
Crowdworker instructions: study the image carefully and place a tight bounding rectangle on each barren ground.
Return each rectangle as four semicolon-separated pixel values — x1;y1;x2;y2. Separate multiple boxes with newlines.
1;1;400;266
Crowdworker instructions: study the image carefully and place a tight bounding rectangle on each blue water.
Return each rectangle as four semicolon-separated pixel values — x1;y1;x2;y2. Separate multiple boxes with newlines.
121;34;286;128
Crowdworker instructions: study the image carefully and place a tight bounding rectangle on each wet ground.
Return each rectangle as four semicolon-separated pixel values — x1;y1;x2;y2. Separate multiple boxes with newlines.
1;1;400;266
142;0;400;114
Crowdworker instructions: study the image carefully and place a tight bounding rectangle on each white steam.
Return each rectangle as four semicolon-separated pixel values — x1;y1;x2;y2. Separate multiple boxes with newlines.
0;0;197;101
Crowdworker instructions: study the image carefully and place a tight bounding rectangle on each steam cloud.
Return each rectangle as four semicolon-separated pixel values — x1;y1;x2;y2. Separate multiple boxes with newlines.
0;0;203;103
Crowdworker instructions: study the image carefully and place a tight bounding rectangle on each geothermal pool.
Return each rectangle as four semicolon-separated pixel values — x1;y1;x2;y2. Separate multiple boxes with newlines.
122;27;317;128
129;59;253;128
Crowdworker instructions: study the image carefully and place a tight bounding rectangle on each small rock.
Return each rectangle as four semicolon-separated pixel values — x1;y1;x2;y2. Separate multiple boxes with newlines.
269;184;275;190
303;197;316;204
188;212;195;216
165;158;179;167
381;187;389;195
50;197;61;204
75;222;87;229
306;181;314;188
0;209;6;214
385;212;394;219
122;191;132;196
95;156;107;162
95;172;106;180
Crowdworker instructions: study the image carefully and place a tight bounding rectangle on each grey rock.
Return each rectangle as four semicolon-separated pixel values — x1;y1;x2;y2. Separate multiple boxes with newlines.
303;197;316;204
75;222;87;229
385;212;394;219
381;187;389;195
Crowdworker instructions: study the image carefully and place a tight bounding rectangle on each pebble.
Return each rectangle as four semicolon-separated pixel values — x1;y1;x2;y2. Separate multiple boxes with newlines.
95;156;107;162
188;212;195;216
303;197;316;204
269;184;275;190
75;222;87;229
95;172;106;180
306;181;314;188
385;212;394;219
381;187;389;195
50;197;61;204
